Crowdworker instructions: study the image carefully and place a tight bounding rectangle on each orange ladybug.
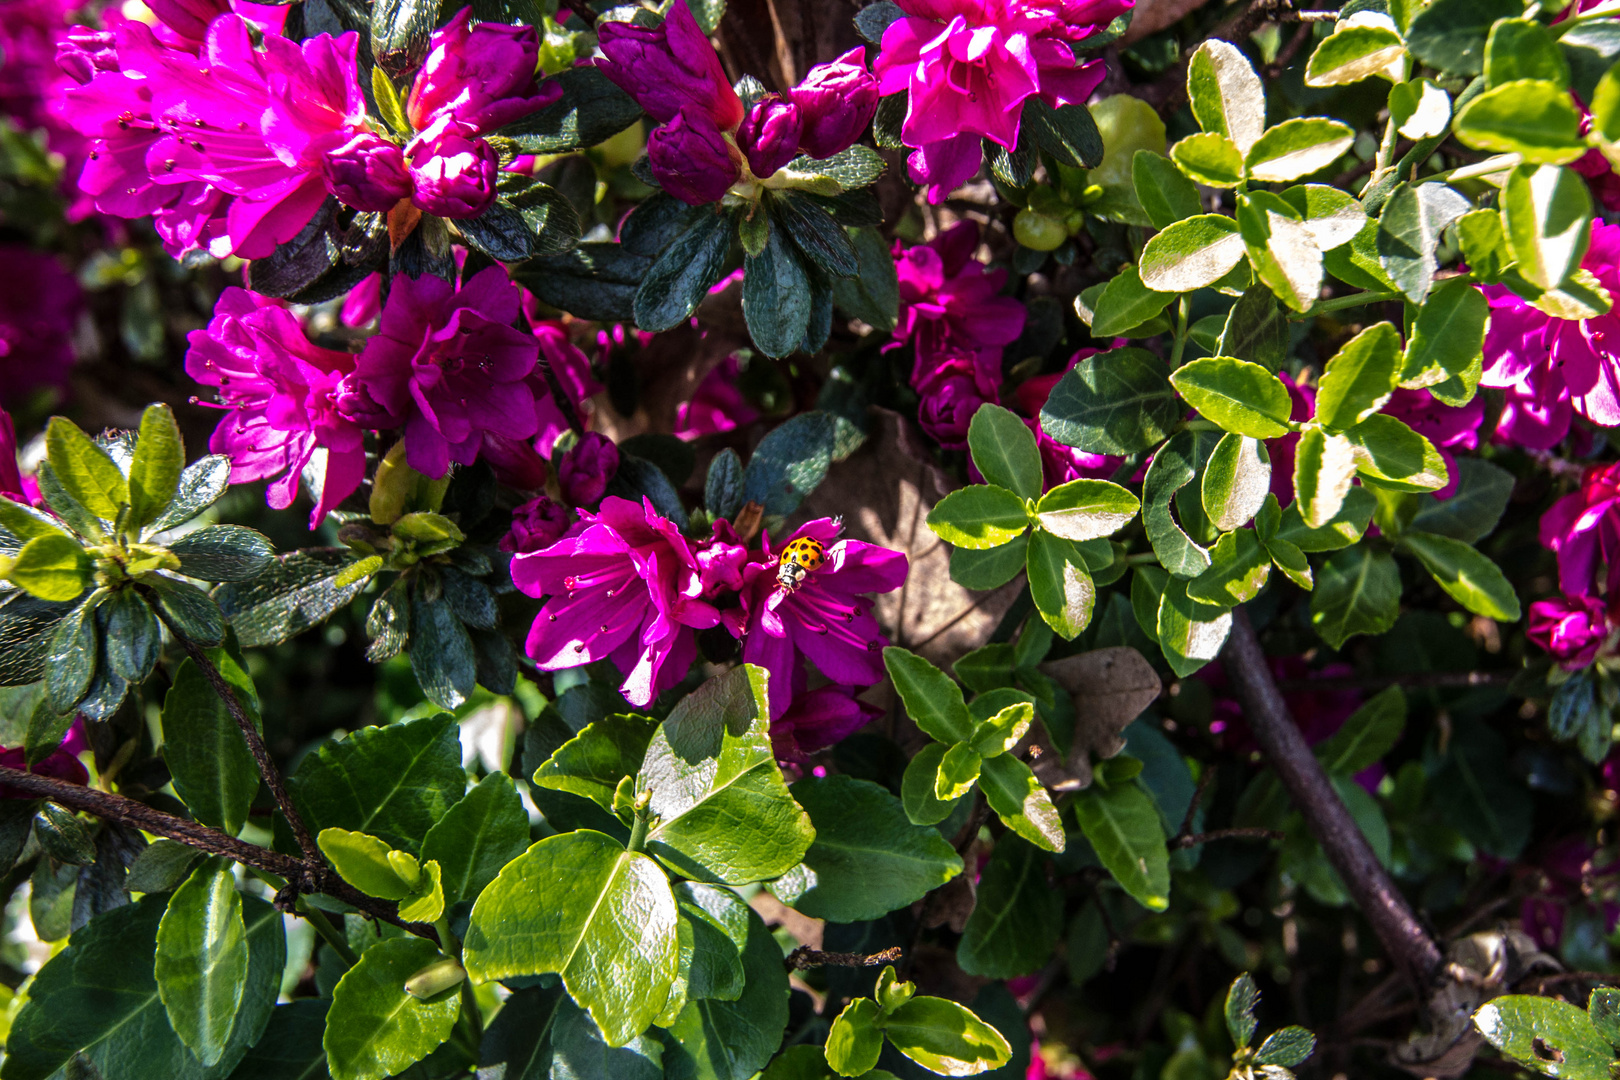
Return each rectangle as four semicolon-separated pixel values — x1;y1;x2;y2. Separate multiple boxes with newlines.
777;535;827;591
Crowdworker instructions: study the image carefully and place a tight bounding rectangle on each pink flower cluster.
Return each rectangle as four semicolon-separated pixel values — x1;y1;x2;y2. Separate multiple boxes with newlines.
894;222;1026;449
512;502;907;746
595;0;878;205
57;4;558;258
873;0;1126;202
186;267;598;527
1532;460;1620;668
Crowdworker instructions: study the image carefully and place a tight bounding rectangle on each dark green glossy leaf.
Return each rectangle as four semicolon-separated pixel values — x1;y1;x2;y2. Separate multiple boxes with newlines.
1040;348;1180;455
162;652;261;836
634;210;732;332
743;224;813;359
214;550;369;648
956;836;1061;978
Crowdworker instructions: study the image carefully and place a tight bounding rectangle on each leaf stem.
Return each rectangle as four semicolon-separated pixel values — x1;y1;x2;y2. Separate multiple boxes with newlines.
300;899;361;967
1416;153;1521;186
1168;294;1191;370
1297;289;1403;319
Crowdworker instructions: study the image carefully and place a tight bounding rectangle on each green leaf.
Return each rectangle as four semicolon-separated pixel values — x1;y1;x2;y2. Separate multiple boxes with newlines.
1217;284;1289;371
1315;685;1405;774
1226;974;1260;1048
979;752;1065;852
639;665;814;884
1187;529;1271;606
1187;40;1265;153
1305;24;1407;86
125;840;201;894
1091;265;1177;338
830;226;901;331
769;775;963;923
533;713;660;811
501;65;641;154
827;998;884;1077
1143;429;1217;578
884;647;975;745
1275;485;1376;551
1256;1026;1316;1067
662;907;789;1080
675;881;749;1003
1171;356;1293;438
934;741;983;801
926;486;1030;551
396;859;444;923
1137;215;1247;293
1237;191;1323;312
739;411;837;519
967;404;1043;501
155;862;248;1067
1590;988;1620;1050
1023;98;1105;169
1033;479;1139;542
1453;80;1585;163
1244;118;1354;182
421;772;531;906
1202;433;1271;531
317;828;417;900
1390;78;1453;139
742;222;813;358
884;996;1013;1077
1156;577;1233;678
950;536;1029;590
8;534;90;602
161;653;261;836
1399;531;1522;620
214;550;369;648
1040;347;1181;455
956;836;1062;978
1072;780;1170;911
1345;413;1449;491
103;588;158;683
1474;996;1614;1080
1026;528;1096;641
1407;458;1514;542
1485;18;1568;89
633;210;731;332
1170;132;1244;188
780;145;887;192
771;192;858;278
1132;151;1202;230
150;455;231;533
409;587;476;711
44;418;126;522
1377;181;1471;303
1310;545;1400;648
45;597;97;716
465;830;677;1047
289;712;464;855
1316;322;1402;430
166;525;274;582
2;894;282;1080
324;937;459;1080
1401;278;1489;388
901;744;962;826
1406;0;1521;74
127;404;183;532
1502;164;1594;291
146;577;223;646
1293;425;1358;528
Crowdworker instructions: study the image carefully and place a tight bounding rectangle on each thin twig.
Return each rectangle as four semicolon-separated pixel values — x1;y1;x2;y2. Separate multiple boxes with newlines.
149;600;324;866
786;946;903;971
1178;765;1214;839
1276;670;1514;693
1168;827;1284;850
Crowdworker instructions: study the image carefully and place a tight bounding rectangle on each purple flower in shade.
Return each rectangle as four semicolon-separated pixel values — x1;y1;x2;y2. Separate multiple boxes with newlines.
594;0;743;132
528;321;603;456
736;95;803;180
872;0;1122;203
695;519;748;597
404;7;560;135
895;222;1025;398
773;684;883;765
917;361;992;449
342;266;540;479
1481;221;1620;450
322;132;413;211
727;519;909;719
0;246;81;409
1267;372;1316;502
0;718;89;799
1540;460;1620;600
1380;388;1484;499
789;47;880;160
185;287;367;526
558;431;620;507
511;495;722;707
1528;594;1611;670
0;407;26;503
1010;350;1123;489
406;116;499;219
675;355;762;440
647;107;740;206
500;495;574;554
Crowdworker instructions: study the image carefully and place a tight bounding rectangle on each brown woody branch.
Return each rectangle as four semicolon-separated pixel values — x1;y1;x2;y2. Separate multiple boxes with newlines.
786;946;903;971
1167;827;1284;850
1220;609;1444;991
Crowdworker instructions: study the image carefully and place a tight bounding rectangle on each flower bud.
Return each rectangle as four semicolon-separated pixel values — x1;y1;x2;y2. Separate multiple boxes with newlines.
405;7;561;133
1529;594;1610;670
558;432;620;507
736;95;803;179
404;957;467;1000
55;28;118;84
647;108;740;206
501;495;574;554
789;47;879;159
1013;208;1068;251
407;117;498;219
322;133;413;212
917;371;992;450
595;0;743;131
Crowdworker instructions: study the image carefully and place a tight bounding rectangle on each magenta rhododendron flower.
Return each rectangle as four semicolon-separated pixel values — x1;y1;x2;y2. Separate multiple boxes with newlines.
1540;460;1620;599
676;355;762;439
404;7;559;134
341;272;384;328
646;106;741;206
896;222;1025;398
0;408;25;503
773;684;883;764
737;96;803;180
728;518;909;718
1268;372;1316;502
1380;388;1483;498
0;718;89;798
790;46;880;160
594;0;743;132
1528;594;1611;670
873;0;1122;202
558;431;620;507
530;322;603;455
1482;221;1620;450
500;495;574;554
185;287;367;526
343;267;540;479
0;246;81;408
322;132;412;212
512;495;725;707
918;363;993;449
407;116;500;219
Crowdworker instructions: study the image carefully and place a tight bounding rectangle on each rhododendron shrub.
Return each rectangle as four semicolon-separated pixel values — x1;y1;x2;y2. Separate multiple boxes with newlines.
10;0;1620;1076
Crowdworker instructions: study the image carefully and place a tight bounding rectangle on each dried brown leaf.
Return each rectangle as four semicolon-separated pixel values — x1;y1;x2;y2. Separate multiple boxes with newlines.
1037;646;1163;790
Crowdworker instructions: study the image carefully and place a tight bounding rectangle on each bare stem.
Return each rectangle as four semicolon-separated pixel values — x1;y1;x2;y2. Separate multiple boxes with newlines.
1167;827;1284;850
786;946;903;971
